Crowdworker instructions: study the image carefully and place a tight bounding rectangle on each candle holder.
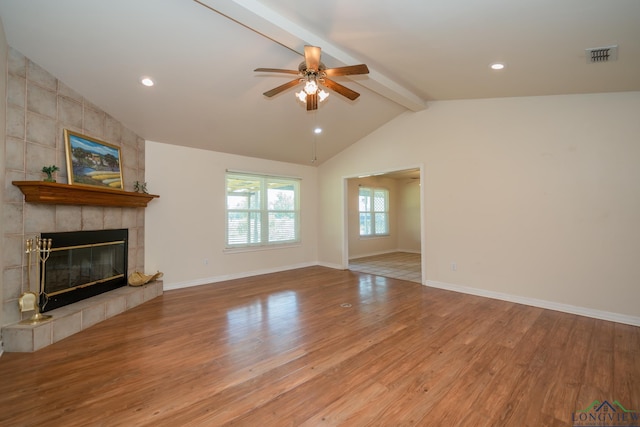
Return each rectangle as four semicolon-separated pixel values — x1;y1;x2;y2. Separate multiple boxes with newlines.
18;236;53;324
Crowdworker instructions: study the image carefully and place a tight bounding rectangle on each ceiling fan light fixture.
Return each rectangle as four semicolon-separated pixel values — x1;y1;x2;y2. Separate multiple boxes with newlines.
318;89;329;102
295;90;307;103
256;45;369;110
304;78;318;95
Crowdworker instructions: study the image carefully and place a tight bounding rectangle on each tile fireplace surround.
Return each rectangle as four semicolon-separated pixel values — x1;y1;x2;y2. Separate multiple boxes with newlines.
2;48;159;353
2;280;163;352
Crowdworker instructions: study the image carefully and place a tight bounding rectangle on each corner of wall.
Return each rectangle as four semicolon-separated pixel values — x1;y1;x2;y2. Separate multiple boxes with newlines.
0;16;10;357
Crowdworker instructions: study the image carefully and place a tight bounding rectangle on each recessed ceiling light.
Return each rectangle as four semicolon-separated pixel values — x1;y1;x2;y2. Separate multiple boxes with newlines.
140;77;155;87
314;128;322;134
490;63;505;70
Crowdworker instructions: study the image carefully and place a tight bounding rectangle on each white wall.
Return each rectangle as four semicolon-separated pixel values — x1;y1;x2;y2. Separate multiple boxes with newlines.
145;141;319;289
318;92;640;321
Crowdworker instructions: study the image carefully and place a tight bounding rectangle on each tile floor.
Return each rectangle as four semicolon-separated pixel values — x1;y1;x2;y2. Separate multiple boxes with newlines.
349;252;422;283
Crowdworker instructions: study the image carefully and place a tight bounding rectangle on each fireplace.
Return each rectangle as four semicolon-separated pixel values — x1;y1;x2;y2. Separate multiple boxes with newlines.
40;229;128;312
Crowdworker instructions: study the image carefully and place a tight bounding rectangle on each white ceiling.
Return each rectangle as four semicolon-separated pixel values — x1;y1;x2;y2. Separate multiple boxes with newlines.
1;0;638;165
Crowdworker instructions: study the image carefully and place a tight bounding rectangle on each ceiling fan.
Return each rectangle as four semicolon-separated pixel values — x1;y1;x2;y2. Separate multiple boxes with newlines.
255;45;369;111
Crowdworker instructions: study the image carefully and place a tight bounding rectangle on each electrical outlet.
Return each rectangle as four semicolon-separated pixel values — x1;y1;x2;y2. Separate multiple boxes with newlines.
451;262;457;271
204;258;209;265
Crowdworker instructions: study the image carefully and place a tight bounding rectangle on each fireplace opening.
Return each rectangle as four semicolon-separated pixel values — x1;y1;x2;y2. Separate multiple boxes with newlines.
40;229;128;312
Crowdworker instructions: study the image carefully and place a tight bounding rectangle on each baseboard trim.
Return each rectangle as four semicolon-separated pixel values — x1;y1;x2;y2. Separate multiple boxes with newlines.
316;261;344;270
395;248;421;255
426;280;640;327
163;262;318;291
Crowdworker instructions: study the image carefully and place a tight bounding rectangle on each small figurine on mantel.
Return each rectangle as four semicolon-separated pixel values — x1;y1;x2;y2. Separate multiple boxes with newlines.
133;181;148;193
41;165;60;183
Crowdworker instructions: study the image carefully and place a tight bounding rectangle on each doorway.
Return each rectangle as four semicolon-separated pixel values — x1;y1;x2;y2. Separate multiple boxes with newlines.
345;167;423;284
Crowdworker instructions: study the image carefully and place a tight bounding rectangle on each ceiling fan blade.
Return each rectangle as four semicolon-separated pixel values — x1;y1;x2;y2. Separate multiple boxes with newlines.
306;92;318;111
304;45;321;71
263;79;301;97
254;68;300;75
323;64;370;77
322;78;360;100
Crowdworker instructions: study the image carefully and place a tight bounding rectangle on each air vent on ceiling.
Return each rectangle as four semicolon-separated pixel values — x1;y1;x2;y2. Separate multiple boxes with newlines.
586;45;618;63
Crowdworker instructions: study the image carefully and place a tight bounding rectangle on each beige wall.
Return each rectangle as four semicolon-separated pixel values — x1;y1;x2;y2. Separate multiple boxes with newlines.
319;92;640;319
347;176;399;259
0;19;8;350
396;177;421;253
144;141;319;289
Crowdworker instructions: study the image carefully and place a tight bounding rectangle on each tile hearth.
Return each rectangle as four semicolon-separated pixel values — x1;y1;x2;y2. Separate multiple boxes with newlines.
2;281;163;352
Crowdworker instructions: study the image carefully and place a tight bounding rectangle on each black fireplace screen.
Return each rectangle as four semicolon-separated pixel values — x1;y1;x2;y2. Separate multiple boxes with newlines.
41;229;128;312
46;242;125;294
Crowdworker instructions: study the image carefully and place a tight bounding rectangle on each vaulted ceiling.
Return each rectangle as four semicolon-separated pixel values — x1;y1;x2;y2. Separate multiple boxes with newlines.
1;0;638;165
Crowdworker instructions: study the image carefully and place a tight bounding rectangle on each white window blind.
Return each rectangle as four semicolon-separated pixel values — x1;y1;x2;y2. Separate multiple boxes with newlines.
359;187;389;236
226;172;300;248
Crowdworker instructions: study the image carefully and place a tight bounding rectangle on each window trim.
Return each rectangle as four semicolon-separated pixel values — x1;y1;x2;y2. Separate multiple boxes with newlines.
225;172;301;249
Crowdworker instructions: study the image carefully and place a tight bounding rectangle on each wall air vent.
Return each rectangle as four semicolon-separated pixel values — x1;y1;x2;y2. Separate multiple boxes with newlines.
586;45;618;63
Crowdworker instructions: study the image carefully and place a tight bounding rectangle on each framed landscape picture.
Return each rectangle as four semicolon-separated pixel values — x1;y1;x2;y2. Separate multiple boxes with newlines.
64;129;123;189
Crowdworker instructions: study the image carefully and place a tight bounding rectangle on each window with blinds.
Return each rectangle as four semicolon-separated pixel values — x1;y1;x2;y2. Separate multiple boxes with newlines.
226;172;300;248
359;187;389;236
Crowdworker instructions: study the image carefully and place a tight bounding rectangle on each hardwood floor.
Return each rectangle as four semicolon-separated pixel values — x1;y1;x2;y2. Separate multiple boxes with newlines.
0;266;638;426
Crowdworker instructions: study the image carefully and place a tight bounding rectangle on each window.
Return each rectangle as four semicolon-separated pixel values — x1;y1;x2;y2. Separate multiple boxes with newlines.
359;187;389;236
226;172;300;248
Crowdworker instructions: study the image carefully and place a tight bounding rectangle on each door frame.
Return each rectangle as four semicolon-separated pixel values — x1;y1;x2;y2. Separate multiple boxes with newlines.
342;164;426;285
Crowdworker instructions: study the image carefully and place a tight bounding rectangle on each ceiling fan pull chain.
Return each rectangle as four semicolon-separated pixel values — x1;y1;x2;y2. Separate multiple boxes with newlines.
311;111;318;163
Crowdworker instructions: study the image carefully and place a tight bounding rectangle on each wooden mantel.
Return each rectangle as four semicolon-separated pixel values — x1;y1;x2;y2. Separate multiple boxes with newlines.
12;181;159;208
